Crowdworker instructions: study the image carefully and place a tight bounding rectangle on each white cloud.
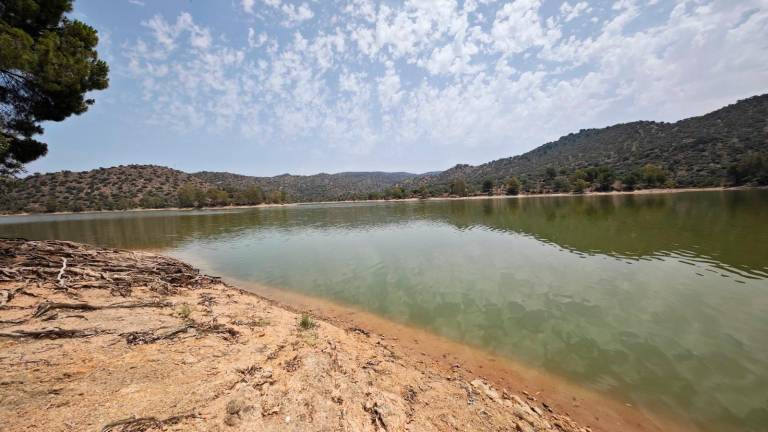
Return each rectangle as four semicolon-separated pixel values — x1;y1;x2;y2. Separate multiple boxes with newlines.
123;0;768;166
560;2;590;22
491;0;561;54
242;0;256;14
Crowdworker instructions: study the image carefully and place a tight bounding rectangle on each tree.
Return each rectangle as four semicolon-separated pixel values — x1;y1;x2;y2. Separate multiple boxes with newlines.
545;166;557;180
505;177;521;195
1;0;109;177
572;179;590;194
640;164;667;187
450;179;468;197
177;184;203;208
727;153;768;186
553;176;571;192
481;179;494;195
595;167;615;191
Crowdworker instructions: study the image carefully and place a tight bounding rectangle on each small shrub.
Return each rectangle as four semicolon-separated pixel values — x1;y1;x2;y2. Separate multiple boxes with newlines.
177;304;192;319
298;314;315;330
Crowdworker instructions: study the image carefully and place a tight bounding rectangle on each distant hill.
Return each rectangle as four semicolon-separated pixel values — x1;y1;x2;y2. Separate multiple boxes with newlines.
401;94;768;193
0;165;419;213
1;94;766;213
1;165;210;213
192;171;418;203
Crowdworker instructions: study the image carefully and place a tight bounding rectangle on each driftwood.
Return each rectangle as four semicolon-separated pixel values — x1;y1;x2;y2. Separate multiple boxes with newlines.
0;239;221;297
0;327;103;339
121;321;239;345
33;300;172;318
100;412;200;432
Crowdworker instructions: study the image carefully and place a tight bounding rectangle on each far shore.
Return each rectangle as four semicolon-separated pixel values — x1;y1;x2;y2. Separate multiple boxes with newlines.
2;185;762;218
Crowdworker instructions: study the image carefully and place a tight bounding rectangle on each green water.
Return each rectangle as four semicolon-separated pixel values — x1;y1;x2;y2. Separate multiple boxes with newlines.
2;190;767;431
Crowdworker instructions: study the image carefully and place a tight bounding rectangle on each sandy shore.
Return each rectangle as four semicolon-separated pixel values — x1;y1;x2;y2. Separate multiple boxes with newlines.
0;239;691;431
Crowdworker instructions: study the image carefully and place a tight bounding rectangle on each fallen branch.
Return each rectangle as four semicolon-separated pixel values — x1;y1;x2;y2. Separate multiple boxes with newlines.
0;327;102;339
33;300;171;318
56;257;67;288
100;412;199;432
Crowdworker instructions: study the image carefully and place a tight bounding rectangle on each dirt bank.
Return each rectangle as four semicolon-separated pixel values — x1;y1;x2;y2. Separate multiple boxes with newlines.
0;239;671;431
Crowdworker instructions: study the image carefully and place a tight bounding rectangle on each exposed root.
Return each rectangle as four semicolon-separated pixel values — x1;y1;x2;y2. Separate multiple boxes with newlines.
0;239;220;297
56;257;67;289
100;412;200;432
33;300;171;319
0;327;103;339
121;321;239;345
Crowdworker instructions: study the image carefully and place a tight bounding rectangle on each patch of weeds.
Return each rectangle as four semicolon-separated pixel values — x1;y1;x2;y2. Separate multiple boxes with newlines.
298;313;315;330
255;317;271;327
177;303;192;319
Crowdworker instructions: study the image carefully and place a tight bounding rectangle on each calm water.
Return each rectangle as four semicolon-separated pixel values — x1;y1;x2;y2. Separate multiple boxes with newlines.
2;190;767;431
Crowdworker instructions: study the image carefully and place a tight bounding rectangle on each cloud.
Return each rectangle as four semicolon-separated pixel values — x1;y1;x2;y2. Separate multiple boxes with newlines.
122;0;768;166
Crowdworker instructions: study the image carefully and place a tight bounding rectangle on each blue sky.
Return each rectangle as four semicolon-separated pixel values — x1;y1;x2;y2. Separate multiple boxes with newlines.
27;0;768;176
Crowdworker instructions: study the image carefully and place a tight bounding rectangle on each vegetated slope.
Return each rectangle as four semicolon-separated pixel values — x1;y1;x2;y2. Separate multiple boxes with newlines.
402;94;768;193
192;171;419;202
3;165;211;213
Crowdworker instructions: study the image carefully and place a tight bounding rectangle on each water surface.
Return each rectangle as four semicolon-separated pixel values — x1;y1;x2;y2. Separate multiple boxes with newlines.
3;190;767;431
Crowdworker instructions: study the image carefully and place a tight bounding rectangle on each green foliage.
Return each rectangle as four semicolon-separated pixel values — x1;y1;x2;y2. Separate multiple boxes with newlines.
640;164;667;187
727;153;768;186
177;303;191;319
237;185;264;205
177;183;201;208
298;313;315;330
1;0;109;176
553;176;571;192
481;179;494;195
450;179;468;197
505;177;521;195
545;166;557;180
572;179;590;194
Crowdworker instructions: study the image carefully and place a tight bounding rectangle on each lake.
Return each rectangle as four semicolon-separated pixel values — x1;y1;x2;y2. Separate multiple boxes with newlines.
2;190;767;432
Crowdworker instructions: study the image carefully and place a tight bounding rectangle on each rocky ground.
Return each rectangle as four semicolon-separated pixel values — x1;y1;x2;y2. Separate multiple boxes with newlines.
1;239;595;431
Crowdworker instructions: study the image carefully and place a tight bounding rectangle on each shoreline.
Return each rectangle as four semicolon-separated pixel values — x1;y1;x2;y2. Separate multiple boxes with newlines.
226;277;697;432
1;185;760;218
0;239;695;431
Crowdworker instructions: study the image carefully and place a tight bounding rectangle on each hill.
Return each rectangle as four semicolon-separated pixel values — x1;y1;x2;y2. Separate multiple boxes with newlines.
0;165;419;213
1;165;211;213
192;171;418;203
400;94;768;195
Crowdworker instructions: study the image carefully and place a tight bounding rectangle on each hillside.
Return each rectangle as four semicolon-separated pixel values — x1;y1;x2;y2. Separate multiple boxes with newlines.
1;165;211;213
192;171;418;202
401;94;768;194
0;165;419;213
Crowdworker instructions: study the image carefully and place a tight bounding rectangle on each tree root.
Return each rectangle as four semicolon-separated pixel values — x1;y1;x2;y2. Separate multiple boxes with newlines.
100;412;200;432
33;300;172;318
0;239;221;297
0;327;103;339
121;321;239;345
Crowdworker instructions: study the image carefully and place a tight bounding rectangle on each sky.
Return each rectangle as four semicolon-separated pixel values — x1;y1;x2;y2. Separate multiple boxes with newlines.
26;0;768;176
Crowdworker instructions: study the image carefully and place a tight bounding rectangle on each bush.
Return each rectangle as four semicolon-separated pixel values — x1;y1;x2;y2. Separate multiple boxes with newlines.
506;177;521;195
298;314;315;330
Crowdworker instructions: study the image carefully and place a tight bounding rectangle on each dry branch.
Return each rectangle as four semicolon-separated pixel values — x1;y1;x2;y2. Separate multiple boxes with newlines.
0;327;103;339
33;300;172;318
100;412;199;432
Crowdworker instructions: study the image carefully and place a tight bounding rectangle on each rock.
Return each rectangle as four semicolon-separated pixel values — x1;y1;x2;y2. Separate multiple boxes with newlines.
226;398;244;415
470;379;502;404
515;421;535;432
224;414;238;427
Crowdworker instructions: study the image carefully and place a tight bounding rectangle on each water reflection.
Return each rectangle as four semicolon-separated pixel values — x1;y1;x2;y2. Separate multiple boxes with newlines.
2;190;767;431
